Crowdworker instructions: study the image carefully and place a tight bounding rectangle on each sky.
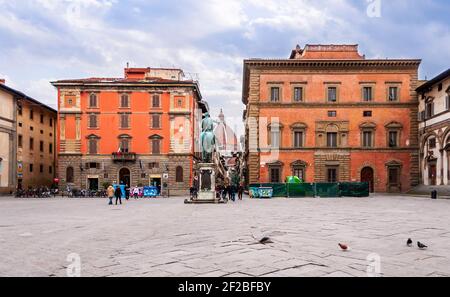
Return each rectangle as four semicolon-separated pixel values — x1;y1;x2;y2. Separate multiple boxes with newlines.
0;0;449;138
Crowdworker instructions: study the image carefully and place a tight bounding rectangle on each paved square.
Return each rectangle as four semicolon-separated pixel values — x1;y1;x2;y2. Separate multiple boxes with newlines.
0;195;449;277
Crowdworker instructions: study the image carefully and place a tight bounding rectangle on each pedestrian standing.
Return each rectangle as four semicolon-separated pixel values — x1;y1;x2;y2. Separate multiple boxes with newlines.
133;187;139;199
107;185;114;205
114;186;122;205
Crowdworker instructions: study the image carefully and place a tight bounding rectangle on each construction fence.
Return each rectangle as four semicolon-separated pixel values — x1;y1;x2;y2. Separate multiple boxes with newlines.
249;182;370;198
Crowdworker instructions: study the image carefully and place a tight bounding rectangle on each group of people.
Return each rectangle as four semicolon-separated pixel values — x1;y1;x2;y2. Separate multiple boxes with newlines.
216;183;244;202
107;185;125;205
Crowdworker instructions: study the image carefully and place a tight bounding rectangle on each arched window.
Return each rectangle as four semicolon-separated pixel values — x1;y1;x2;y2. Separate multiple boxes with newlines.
89;93;97;108
120;94;130;108
176;166;184;183
66;167;74;183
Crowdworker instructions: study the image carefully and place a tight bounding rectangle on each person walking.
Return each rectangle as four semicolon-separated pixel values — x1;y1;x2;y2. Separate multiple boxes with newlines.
132;187;139;199
125;184;130;201
107;185;114;205
114;186;122;205
238;184;244;200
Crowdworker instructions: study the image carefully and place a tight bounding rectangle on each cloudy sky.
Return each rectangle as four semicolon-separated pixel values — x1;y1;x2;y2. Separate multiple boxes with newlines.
0;0;449;137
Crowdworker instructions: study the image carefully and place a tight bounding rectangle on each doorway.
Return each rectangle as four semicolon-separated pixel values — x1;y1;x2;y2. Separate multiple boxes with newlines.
88;178;99;191
388;167;401;192
428;163;437;186
361;167;374;193
119;168;131;186
150;177;162;194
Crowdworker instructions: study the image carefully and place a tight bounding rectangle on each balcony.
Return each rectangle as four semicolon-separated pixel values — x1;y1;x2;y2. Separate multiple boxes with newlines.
112;152;137;163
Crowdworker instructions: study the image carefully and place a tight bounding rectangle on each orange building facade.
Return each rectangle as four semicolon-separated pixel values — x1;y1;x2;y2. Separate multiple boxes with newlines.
52;67;208;195
243;45;421;193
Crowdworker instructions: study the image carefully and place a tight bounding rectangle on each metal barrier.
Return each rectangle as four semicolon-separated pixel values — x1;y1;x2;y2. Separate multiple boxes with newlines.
249;182;370;198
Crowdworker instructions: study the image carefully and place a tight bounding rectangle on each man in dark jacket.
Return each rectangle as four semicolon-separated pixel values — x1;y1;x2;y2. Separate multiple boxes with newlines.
114;186;122;205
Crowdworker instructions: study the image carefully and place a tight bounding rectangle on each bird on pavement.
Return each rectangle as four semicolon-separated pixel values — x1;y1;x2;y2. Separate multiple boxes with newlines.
418;242;428;249
338;243;349;251
259;237;273;245
407;238;413;247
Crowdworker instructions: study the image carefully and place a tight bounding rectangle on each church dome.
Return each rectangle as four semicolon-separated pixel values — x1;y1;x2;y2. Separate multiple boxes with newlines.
214;109;239;155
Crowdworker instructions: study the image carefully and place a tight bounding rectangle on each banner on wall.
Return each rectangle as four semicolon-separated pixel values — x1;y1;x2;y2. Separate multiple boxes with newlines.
17;161;23;178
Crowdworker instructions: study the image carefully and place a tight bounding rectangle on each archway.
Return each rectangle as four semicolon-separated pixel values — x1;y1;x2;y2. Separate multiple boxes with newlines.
361;167;374;193
119;168;131;186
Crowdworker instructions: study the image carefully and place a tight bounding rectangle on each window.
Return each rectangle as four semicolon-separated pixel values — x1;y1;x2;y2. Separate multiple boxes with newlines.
89;114;98;128
270;127;281;148
50;118;53;127
89;93;98;108
18;105;22;116
49;143;53;154
389;131;398;148
388;87;399;101
40;130;44;134
176;166;184;182
40;114;44;124
429;138;436;149
293;131;304;148
293;87;303;102
270;87;280;102
363;111;372;117
120;114;130;129
426;102;434;119
89;162;98;169
49;166;53;174
40;164;43;173
446;95;450;110
363;86;373;101
66;167;74;183
327;87;337;102
19;122;22;127
328;111;337;117
327;132;338;148
29;137;34;150
88;138;98;154
141;173;147;179
438;83;443;91
363;131;373;148
120;94;130;108
152;95;160;108
30;126;34;131
40;141;44;152
270;167;281;183
30;164;33;173
151;114;161;129
30;109;34;120
293;167;305;181
152;139;161;154
148;162;159;169
18;135;23;148
120;138;130;153
327;167;338;183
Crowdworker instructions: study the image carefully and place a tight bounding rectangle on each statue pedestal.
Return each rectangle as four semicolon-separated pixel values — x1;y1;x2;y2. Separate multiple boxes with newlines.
185;163;226;204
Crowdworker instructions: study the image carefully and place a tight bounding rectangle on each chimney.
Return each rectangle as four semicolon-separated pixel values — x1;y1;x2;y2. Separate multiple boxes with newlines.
0;79;5;85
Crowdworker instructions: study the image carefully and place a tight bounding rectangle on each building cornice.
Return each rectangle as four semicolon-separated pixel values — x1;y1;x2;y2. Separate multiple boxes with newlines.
257;102;418;108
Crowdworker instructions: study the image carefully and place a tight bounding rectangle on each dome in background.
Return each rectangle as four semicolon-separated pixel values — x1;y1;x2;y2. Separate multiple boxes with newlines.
214;109;239;156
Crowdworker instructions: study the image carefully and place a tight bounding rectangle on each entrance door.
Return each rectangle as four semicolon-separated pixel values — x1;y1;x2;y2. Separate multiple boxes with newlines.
88;178;99;191
361;167;374;193
428;164;437;185
119;168;131;186
150;178;162;194
388;167;401;192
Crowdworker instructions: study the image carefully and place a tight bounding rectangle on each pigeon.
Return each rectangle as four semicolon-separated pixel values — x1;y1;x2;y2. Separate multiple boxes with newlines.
259;237;273;245
418;242;428;249
407;238;413;247
338;243;349;251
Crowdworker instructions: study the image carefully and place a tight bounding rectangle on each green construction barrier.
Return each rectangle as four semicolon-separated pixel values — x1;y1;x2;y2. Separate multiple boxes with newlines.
287;183;315;197
315;183;340;198
339;182;370;197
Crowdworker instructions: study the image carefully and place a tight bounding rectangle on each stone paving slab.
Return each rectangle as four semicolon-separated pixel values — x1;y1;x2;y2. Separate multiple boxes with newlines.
0;195;450;277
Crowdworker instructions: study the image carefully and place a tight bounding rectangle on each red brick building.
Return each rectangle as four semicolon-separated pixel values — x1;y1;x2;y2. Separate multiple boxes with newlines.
52;67;208;195
242;45;421;193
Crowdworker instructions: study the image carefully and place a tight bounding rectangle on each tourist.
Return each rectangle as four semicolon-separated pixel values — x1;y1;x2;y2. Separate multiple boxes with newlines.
132;187;139;199
125;184;130;200
114;186;122;205
238;184;244;200
107;185;114;205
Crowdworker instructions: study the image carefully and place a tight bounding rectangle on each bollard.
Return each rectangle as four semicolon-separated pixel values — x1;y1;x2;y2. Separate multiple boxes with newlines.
431;190;437;199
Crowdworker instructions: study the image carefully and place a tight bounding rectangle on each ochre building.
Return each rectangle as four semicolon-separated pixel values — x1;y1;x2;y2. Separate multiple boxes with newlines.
52;67;208;196
243;45;421;193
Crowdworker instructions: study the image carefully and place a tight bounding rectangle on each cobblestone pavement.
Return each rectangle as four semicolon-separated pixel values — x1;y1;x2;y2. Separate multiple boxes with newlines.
1;195;449;277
